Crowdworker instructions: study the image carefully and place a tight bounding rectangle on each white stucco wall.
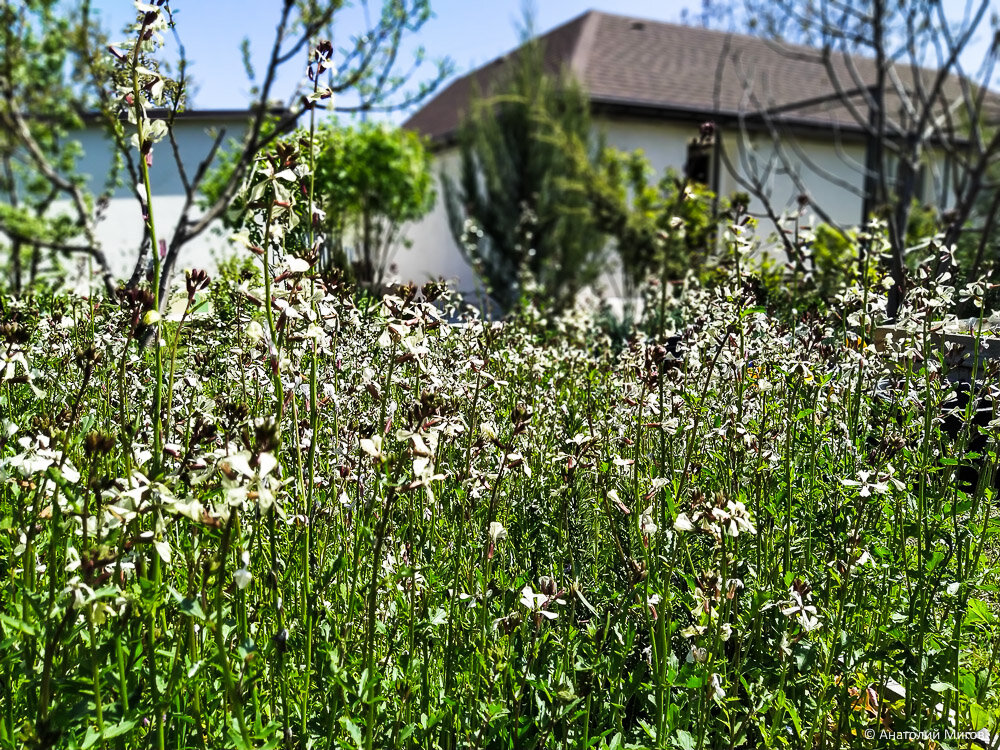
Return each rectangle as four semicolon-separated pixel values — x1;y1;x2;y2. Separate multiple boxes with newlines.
718;127;869;231
53;112;928;298
394;117;881;300
64;116;251;285
393;119;699;298
603;117;878;237
389;149;481;296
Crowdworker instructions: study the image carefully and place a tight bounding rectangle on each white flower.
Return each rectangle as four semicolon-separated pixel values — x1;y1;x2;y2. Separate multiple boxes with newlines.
640;506;657;536
519;585;557;620
488;522;507;543
218;450;283;516
709;673;726;701
781;582;822;632
234;567;253;590
722;500;756;537
234;551;252;590
842;470;889;497
246;320;265;343
359;435;384;460
686;646;707;663
673;512;696;532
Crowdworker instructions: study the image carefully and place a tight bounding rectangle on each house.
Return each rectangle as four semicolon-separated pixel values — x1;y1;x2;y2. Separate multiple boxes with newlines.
396;9;974;298
46;110;262;290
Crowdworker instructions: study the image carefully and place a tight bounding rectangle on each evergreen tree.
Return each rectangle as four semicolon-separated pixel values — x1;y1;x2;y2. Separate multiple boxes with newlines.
443;29;605;312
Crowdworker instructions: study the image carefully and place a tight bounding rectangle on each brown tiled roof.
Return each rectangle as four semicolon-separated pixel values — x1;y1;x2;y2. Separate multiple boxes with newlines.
404;10;987;143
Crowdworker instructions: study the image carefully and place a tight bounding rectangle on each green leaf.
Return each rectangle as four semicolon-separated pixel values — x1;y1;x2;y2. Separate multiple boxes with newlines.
965;599;996;626
672;729;696;750
227;725;253;750
168;587;206;621
0;613;37;636
101;718;138;740
340;717;363;749
82;727;101;749
427;607;447;627
574;586;598;615
971;702;992;730
776;688;803;738
925;549;946;571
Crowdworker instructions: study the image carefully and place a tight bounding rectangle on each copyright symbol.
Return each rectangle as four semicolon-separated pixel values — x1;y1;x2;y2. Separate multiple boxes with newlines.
864;729;875;740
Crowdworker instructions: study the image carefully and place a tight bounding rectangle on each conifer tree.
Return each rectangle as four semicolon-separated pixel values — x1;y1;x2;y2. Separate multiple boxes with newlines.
443;27;605;311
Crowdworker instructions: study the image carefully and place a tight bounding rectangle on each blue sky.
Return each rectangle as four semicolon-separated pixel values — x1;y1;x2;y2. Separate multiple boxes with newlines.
89;1;996;120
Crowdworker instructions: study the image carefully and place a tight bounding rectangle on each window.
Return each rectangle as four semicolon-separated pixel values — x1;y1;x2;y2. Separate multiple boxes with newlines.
685;138;713;186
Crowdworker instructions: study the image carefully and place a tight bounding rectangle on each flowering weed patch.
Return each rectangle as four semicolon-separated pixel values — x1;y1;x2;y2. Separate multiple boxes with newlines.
1;235;999;749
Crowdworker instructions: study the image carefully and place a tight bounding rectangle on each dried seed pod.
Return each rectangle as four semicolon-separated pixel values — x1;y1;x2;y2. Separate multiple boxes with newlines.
84;431;116;457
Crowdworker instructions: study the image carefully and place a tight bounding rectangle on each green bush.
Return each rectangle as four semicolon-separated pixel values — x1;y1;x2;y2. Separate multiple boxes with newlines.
205;120;434;291
2;251;997;748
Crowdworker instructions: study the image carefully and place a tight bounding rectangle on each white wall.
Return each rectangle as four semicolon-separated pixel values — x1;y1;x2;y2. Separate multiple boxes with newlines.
390;149;481;296
718;126;869;232
63;117;251;285
599;117;873;234
600;118;693;177
394;117;877;300
54;113;895;297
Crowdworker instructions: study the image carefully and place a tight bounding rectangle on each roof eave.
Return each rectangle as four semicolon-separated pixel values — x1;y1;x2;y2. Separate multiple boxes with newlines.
416;99;973;151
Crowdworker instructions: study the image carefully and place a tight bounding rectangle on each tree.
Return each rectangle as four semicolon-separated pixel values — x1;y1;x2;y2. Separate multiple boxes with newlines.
0;0;450;306
0;0;119;295
704;0;1000;317
301;121;436;290
206;120;435;292
582;132;722;310
442;25;606;312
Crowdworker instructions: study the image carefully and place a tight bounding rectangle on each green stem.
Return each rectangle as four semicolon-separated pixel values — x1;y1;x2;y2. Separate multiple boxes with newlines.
215;511;251;747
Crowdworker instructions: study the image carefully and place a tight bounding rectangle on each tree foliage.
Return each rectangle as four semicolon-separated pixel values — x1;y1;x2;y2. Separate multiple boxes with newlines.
586;146;721;295
0;0;450;304
208;120;435;290
701;0;1000;317
0;0;117;293
307;122;434;288
442;31;605;312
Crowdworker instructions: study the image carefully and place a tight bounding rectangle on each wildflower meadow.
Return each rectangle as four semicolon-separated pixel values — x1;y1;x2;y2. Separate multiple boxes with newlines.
1;207;999;749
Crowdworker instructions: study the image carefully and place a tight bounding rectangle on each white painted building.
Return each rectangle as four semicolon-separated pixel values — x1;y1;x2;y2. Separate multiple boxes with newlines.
68;110;256;285
395;10;961;298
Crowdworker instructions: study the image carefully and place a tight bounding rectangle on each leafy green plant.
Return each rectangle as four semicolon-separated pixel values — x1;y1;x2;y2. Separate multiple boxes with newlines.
442;24;605;312
3;204;1000;748
585;142;723;330
756;222;883;316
